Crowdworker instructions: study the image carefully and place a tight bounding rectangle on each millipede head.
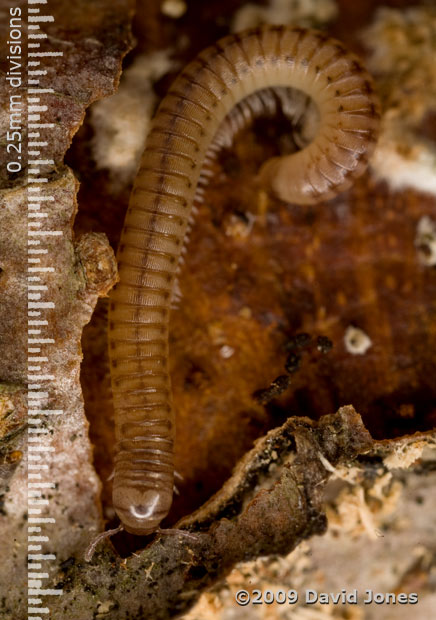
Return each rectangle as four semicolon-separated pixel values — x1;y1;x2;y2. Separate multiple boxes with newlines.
113;486;172;536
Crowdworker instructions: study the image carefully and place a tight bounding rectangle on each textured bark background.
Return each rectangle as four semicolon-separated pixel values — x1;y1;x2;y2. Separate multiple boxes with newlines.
0;0;435;619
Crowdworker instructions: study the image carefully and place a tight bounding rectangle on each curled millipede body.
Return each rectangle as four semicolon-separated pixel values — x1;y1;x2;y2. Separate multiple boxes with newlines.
108;25;380;535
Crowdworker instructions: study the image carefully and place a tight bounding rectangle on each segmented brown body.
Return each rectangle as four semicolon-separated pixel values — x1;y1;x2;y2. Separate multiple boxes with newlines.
108;25;380;535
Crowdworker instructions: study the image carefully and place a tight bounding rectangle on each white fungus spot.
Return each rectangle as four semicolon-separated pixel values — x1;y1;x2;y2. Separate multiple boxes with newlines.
415;216;436;266
161;0;187;18
225;212;256;239
344;326;372;355
96;600;115;615
220;345;235;359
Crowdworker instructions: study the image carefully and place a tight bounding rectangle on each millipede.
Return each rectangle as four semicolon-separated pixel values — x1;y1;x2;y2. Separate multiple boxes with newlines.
107;25;380;537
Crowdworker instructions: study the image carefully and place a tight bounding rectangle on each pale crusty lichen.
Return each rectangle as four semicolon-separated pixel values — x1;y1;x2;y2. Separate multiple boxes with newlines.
90;50;175;187
231;0;337;32
184;460;436;620
383;439;430;470
364;7;436;197
325;480;402;540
